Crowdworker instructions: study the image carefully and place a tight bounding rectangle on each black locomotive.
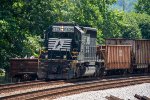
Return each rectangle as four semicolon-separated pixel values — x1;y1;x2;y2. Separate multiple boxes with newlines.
38;22;102;79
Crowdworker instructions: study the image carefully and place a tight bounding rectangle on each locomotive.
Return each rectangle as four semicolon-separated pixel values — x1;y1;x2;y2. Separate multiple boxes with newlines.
38;22;102;79
10;22;150;81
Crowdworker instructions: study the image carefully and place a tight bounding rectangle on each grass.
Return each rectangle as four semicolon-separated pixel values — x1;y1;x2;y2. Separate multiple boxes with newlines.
0;75;5;84
0;73;5;77
0;73;11;84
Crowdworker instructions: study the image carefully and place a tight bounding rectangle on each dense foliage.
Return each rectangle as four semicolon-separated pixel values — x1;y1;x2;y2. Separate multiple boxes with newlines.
135;0;150;15
0;0;150;70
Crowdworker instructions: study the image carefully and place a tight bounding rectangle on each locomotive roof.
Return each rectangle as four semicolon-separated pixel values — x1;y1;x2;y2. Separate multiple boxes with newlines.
52;22;77;26
83;27;97;31
105;38;133;40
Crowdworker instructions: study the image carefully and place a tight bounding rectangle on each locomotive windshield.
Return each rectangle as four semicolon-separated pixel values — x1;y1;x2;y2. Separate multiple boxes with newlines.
49;32;74;39
49;25;75;39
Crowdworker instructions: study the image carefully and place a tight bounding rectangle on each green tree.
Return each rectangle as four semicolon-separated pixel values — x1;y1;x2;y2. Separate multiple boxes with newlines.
68;0;122;43
134;13;150;39
0;1;26;69
120;12;142;39
135;0;150;15
0;0;73;69
120;12;150;39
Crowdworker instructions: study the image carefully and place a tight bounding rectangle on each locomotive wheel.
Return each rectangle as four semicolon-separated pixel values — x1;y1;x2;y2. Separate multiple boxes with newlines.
94;65;100;77
99;67;105;77
12;77;19;82
22;74;31;81
75;66;81;78
75;67;80;78
148;65;150;73
123;69;128;76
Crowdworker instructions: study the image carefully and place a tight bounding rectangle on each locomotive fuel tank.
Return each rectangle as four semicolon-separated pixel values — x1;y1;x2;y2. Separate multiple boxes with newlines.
81;62;97;77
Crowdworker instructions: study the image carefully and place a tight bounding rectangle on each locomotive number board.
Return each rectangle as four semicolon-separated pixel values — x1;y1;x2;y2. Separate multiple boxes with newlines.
52;26;74;32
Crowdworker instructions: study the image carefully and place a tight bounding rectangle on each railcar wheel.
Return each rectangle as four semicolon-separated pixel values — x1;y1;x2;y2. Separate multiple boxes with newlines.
144;68;148;73
75;67;80;78
94;65;99;77
148;65;150;73
31;74;38;80
13;76;21;82
12;77;18;82
22;74;31;81
17;77;21;82
123;69;128;76
128;68;133;74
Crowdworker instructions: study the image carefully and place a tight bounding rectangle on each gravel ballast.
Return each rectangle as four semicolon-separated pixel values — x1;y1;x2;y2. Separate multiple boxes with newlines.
55;83;150;100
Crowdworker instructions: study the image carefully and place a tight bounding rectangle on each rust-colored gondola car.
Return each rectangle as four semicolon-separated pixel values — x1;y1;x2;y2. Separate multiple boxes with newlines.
105;38;134;45
105;45;132;70
133;40;150;71
10;58;39;81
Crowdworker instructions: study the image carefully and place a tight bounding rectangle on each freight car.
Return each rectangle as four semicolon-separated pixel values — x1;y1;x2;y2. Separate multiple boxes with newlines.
133;39;150;72
10;58;39;81
96;45;132;75
105;38;150;73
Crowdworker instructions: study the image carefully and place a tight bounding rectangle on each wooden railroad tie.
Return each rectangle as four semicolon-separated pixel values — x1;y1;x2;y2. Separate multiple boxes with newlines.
134;94;150;100
105;95;124;100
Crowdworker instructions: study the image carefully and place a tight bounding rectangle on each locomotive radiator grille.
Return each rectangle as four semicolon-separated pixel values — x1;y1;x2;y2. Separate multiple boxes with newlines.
48;38;72;51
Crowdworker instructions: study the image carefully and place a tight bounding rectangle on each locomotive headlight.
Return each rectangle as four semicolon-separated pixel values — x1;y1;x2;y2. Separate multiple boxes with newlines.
63;55;66;59
61;26;64;32
45;55;48;59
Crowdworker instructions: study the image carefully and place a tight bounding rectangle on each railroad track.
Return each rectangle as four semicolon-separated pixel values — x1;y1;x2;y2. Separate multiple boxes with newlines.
0;80;67;97
0;77;100;96
0;77;98;97
0;80;45;89
0;73;148;90
0;76;150;100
